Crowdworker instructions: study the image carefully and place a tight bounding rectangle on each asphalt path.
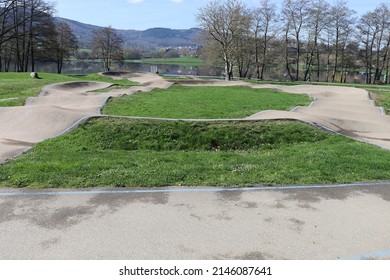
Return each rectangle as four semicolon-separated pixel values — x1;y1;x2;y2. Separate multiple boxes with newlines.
1;183;390;260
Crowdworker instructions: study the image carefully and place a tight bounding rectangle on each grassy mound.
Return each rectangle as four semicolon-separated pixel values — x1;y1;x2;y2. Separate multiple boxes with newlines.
103;85;311;119
73;118;328;151
1;118;390;188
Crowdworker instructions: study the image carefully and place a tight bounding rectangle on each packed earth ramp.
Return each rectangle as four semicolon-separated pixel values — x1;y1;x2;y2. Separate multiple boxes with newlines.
249;84;390;149
0;72;172;163
1;72;390;164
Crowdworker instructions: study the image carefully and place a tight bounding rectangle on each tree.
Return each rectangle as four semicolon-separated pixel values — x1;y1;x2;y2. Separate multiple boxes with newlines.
11;0;56;72
124;47;142;60
163;48;180;59
303;0;330;82
92;26;124;72
232;6;253;78
253;0;279;80
0;1;17;44
282;0;310;81
50;21;78;74
329;0;356;83
357;4;390;84
1;0;56;72
197;0;252;80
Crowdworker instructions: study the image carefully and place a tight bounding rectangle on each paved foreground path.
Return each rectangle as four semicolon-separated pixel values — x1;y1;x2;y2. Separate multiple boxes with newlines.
0;184;389;260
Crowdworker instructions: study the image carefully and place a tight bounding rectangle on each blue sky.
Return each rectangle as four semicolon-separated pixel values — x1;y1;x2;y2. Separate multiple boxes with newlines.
54;0;385;30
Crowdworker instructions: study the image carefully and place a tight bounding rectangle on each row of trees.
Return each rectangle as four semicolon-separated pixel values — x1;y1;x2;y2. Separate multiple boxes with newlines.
0;0;78;73
77;47;187;61
0;0;127;73
198;0;390;84
74;26;184;72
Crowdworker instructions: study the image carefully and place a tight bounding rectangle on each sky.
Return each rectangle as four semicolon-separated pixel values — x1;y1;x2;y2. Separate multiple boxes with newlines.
54;0;387;31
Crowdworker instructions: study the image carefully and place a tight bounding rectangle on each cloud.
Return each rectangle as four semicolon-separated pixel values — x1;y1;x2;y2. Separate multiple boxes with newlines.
170;0;184;3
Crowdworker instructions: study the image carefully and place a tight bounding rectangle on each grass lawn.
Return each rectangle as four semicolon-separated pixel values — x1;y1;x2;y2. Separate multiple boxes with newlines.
103;85;311;119
363;87;390;113
0;72;137;107
1;118;390;188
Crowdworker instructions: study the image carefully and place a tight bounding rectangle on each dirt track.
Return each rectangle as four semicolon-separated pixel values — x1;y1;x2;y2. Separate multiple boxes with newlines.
1;72;390;164
0;72;172;163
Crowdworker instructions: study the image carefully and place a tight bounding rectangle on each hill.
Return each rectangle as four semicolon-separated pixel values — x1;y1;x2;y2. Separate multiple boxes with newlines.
55;17;202;50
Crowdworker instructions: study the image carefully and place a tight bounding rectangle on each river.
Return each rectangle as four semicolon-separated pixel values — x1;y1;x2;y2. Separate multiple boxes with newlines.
35;61;223;77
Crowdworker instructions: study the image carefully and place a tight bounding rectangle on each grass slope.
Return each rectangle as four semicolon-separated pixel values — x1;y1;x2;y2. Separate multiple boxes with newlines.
1;118;390;188
0;72;137;107
366;88;390;114
103;85;311;119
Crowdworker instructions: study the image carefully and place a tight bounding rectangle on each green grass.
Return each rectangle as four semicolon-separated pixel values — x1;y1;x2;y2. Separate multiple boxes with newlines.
0;72;137;106
129;56;203;66
363;88;390;114
103;85;311;119
1;118;390;188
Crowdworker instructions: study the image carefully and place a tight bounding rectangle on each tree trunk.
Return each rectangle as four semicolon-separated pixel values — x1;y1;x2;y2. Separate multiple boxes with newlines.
316;48;321;82
284;23;294;82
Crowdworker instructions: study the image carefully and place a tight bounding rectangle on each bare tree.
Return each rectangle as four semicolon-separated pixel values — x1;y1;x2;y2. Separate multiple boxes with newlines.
283;19;295;81
358;4;390;84
372;4;390;83
329;0;355;83
92;26;124;72
282;0;310;81
0;1;16;41
0;1;16;70
253;0;279;80
233;5;253;78
197;0;252;80
5;0;55;72
303;0;330;82
49;21;78;74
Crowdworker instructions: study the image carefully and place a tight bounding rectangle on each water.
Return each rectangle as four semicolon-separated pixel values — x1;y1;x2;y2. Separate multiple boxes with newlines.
35;61;223;77
34;61;367;83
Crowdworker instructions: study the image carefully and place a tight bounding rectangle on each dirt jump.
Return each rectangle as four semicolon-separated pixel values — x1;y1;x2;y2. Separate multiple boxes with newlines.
0;72;172;163
0;72;389;164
